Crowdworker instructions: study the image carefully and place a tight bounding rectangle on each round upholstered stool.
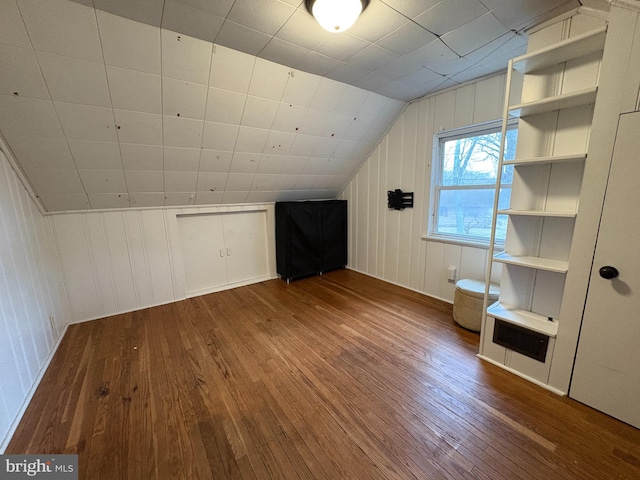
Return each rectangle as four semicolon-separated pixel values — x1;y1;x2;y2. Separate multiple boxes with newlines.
453;279;499;332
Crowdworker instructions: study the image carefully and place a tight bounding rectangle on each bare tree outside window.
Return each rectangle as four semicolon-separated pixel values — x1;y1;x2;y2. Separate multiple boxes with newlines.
432;123;517;243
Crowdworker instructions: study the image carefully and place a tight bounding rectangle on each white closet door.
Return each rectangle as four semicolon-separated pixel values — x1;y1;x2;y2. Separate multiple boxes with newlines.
178;214;228;296
223;211;269;284
570;112;640;429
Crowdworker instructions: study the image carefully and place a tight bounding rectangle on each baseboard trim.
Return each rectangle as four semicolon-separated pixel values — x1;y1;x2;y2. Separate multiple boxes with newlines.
0;324;69;453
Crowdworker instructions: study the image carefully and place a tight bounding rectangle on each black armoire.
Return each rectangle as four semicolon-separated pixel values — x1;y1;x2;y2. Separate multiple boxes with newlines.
275;200;347;282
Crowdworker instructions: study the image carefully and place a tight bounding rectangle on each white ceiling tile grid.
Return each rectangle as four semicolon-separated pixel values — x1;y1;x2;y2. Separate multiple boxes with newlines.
0;0;587;211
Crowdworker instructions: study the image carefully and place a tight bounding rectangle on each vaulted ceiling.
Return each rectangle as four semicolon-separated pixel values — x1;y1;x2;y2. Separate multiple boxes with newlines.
0;0;582;212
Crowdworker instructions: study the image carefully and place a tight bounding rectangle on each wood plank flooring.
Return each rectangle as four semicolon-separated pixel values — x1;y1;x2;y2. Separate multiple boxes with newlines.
7;269;640;479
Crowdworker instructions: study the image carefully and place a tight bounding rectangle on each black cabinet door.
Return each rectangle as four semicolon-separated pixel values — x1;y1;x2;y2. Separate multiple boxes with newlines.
276;200;347;281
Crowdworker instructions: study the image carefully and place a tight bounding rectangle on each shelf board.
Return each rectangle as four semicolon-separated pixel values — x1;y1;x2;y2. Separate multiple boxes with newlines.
509;87;597;117
512;26;607;74
497;209;577;218
493;252;568;273
487;301;558;337
503;153;587;166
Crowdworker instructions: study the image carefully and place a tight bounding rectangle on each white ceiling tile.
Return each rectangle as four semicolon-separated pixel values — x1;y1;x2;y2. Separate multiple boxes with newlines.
402;39;460;68
376;21;438;56
295;51;341;77
309;78;347;112
39;194;91;212
227;0;296;36
323;159;345;175
351;73;392;92
492;0;573;30
428;57;475;75
271;103;307;133
114;109;162;145
264;130;296;156
106;66;162;114
79;169;126;193
260;38;311;68
162;77;208;120
88;193;131;209
7;136;74;169
225;173;254;191
202;121;239;150
96;10;161;75
198;149;233;173
130;192;166;207
171;0;234;17
120;143;163;170
221;191;249;204
346;2;408;43
321;113;353;138
357;92;390;120
241;96;279;129
23;167;85;194
205;87;246;124
295;175;315;189
312;137;340;157
441;13;510;56
68;140;122;170
94;0;164;26
303;158;329;175
17;0;103;62
398;68;444;88
161;0;225;43
299;109;331;136
229;152;261;174
248;58;291;101
281;70;321;108
333;139;358;159
315;34;371;62
275;9;330;51
165;170;198;191
0;0;31;48
124;170;164;191
250;174;277;191
163;116;204;148
209;44;255;94
415;0;489;36
381;0;441;17
274;174;299;190
343;117;374;141
214;20;271;56
164;192;196;206
235;126;269;153
0;95;63;138
326;64;369;85
288;134;318;156
55;102;117;141
196;172;228;192
280;156;310;176
334;86;370;116
161;30;212;85
348;44;398;71
195;191;225;205
163;146;200;171
374;57;422;81
246;191;281;203
256;154;285;174
0;45;49;99
37;52;111;107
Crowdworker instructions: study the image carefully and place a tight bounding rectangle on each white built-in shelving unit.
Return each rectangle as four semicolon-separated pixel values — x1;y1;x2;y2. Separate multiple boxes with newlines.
479;21;607;389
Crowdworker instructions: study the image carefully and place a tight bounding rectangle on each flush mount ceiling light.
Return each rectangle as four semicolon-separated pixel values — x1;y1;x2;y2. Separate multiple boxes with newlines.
305;0;369;33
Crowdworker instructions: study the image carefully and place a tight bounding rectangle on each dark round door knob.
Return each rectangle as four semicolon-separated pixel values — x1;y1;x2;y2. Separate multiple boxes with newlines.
599;266;619;280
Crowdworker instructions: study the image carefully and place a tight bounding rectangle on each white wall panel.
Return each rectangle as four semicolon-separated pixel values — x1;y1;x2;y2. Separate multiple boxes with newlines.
342;75;506;303
0;149;68;451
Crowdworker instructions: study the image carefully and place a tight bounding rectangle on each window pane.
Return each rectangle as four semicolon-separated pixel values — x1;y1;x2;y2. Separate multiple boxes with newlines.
441;128;517;186
436;188;511;241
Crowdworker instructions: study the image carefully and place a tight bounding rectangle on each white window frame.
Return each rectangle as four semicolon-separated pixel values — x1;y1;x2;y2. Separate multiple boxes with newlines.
426;119;518;248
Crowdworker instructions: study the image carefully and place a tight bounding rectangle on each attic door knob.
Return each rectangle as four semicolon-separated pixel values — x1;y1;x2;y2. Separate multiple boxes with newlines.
599;266;619;280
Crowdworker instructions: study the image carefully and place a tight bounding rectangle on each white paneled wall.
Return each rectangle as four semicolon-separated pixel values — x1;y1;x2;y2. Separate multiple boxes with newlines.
50;204;277;324
341;74;509;303
0;149;68;451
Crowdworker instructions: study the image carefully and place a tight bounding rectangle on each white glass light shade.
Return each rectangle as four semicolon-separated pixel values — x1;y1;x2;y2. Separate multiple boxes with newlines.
312;0;363;33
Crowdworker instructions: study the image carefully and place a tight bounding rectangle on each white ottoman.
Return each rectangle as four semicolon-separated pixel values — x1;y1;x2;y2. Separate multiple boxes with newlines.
453;279;499;332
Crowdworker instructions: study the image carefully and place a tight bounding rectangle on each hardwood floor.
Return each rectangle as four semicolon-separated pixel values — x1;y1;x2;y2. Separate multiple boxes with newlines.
7;270;640;479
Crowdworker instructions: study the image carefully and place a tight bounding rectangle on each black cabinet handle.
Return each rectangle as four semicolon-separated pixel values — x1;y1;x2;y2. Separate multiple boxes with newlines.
599;266;619;280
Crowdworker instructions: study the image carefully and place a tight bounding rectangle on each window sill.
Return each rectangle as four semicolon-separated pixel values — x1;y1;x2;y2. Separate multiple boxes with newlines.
422;234;494;250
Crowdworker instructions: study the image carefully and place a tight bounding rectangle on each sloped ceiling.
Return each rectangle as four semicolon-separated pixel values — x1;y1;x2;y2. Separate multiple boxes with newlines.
0;0;581;212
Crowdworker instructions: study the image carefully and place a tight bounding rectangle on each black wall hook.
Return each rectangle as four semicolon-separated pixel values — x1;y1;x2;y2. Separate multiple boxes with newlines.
387;189;413;210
